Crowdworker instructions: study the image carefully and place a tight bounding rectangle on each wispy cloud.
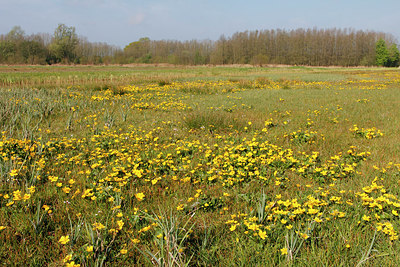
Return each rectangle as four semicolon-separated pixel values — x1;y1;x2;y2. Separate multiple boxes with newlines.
129;13;146;25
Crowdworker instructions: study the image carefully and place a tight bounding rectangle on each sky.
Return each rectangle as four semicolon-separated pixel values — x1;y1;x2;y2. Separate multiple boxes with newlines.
0;0;399;47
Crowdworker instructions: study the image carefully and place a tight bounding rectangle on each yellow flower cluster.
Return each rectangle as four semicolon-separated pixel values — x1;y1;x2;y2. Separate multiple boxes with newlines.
350;125;384;139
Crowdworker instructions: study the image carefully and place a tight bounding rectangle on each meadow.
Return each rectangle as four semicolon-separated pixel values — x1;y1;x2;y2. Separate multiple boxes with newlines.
1;65;400;266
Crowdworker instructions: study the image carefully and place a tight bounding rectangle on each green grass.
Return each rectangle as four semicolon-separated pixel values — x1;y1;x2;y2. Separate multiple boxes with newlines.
0;65;390;88
0;65;400;266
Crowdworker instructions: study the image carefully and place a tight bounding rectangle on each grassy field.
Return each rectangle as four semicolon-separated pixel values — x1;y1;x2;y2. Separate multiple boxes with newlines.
1;65;400;266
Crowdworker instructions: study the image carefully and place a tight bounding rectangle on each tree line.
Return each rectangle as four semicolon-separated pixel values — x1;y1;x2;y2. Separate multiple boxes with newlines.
0;25;120;65
1;24;399;67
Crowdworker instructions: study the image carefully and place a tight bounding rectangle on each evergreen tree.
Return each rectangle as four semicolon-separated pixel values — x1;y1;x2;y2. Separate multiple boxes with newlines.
375;39;389;66
387;44;400;67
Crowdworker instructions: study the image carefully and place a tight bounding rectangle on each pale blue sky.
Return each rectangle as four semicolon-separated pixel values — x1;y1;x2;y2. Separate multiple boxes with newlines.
0;0;399;47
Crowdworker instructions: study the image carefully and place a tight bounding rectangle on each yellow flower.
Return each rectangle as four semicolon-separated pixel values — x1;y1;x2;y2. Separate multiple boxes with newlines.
62;187;71;194
362;215;370;221
139;225;151;233
22;194;31;201
66;261;80;267
0;226;6;231
86;245;93;252
286;224;293;230
117;220;124;230
280;247;288;255
135;192;145;201
120;248;128;254
12;190;22;201
28;186;36;193
131;238;140;244
300;232;309;239
63;254;73;263
308;208;319;215
59;235;70;244
9;169;18;177
93;222;106;230
258;230;267;240
314;217;323;223
48;176;58;182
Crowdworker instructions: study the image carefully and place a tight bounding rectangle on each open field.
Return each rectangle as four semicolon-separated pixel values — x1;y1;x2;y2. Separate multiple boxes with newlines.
1;65;400;266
